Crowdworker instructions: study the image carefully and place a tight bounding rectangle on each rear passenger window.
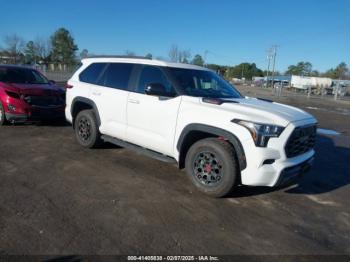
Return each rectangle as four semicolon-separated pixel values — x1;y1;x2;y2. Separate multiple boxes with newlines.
98;63;134;90
79;63;106;84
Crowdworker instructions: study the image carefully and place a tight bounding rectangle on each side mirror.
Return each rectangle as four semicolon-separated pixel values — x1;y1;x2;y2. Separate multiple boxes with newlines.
49;80;56;85
145;83;167;96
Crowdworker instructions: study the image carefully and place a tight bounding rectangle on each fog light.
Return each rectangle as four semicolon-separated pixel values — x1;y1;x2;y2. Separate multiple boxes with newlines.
8;104;16;112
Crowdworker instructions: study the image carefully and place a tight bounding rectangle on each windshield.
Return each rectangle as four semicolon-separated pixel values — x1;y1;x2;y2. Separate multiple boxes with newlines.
0;67;49;84
169;68;242;99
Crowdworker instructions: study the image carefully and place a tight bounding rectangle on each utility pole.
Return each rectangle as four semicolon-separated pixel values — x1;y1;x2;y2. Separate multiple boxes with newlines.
266;48;273;88
203;50;209;68
270;45;278;92
241;64;245;79
334;79;340;100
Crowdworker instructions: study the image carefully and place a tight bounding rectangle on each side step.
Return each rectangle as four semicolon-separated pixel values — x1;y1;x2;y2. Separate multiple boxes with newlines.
101;135;177;164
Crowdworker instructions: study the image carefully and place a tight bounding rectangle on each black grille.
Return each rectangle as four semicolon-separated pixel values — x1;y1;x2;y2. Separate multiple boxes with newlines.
285;124;316;158
24;95;64;107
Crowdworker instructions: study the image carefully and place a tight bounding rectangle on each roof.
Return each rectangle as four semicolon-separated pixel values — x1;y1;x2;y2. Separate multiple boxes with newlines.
81;57;210;71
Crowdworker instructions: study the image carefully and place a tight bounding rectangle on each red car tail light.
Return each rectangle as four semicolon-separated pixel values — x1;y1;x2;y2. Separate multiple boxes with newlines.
65;83;74;89
5;90;20;99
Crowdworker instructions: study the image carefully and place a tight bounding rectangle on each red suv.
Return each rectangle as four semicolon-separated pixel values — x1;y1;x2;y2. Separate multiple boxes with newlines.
0;65;65;125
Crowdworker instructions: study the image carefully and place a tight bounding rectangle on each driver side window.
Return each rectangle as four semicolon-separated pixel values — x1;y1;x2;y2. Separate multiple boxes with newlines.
137;66;175;96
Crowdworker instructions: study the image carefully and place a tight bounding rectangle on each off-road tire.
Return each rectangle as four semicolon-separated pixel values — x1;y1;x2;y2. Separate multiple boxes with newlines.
0;101;8;126
185;137;238;198
74;109;102;148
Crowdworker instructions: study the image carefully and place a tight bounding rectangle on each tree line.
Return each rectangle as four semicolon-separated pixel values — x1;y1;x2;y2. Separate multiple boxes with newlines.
0;28;78;66
166;45;349;80
0;28;348;80
285;61;349;79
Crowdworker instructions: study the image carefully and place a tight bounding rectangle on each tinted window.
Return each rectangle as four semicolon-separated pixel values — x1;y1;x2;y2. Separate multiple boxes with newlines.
0;67;49;84
79;63;106;84
98;63;133;90
169;68;242;99
137;66;175;96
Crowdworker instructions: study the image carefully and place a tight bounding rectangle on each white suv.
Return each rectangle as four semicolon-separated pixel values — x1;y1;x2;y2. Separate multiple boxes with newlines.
65;56;317;197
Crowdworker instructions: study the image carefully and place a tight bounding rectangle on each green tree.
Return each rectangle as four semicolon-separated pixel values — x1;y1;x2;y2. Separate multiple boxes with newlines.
24;40;37;63
323;63;348;79
285;61;312;76
23;38;51;64
145;53;153;59
191;54;205;66
335;62;348;79
50;28;78;65
206;64;226;74
225;63;263;80
310;70;320;77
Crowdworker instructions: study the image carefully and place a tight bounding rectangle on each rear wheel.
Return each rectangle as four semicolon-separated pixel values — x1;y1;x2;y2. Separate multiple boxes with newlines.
185;137;238;198
74;109;102;148
0;101;8;126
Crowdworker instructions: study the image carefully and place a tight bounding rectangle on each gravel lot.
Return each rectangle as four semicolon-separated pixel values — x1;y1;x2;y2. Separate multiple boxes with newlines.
0;86;349;255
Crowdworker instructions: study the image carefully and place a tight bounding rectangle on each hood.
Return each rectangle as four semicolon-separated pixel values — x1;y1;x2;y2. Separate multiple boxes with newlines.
201;97;315;126
5;83;64;96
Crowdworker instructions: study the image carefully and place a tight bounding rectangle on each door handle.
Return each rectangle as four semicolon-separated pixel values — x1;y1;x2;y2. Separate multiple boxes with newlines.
128;99;140;104
92;91;101;96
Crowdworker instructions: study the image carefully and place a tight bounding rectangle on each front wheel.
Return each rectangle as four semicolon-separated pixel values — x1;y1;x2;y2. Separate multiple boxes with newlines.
185;138;238;198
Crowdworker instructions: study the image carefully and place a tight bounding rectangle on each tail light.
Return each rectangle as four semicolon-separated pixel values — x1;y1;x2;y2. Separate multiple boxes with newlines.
65;83;74;89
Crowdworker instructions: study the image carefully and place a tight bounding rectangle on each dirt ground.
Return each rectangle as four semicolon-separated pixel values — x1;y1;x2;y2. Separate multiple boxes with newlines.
0;86;349;255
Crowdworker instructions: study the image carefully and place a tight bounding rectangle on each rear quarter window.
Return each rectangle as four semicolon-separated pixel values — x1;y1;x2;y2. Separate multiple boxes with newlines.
98;63;134;90
79;63;106;84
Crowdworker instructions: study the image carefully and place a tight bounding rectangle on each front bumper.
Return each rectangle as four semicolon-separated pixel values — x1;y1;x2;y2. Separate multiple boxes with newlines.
240;118;317;187
241;148;315;186
275;157;314;187
5;106;65;122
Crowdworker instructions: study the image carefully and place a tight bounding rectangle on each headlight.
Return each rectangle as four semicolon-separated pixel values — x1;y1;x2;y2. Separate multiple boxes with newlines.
232;119;284;147
5;90;21;99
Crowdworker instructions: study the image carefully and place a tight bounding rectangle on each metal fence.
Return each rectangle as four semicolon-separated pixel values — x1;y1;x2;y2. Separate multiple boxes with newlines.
15;64;76;83
236;81;350;102
43;70;75;82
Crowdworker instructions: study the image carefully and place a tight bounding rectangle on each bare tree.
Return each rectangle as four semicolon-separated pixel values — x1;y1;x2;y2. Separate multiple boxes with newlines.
168;44;191;63
168;44;179;62
34;37;52;62
125;50;136;56
3;34;25;63
79;49;89;59
179;49;191;64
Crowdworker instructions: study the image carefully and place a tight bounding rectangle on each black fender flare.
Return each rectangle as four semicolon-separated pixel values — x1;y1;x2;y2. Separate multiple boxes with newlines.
71;96;101;127
177;123;247;171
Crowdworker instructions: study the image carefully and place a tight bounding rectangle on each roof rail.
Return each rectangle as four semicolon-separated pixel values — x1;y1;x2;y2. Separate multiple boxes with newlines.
85;55;152;60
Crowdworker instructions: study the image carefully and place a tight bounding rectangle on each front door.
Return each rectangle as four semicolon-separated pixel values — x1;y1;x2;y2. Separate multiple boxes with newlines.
126;65;181;156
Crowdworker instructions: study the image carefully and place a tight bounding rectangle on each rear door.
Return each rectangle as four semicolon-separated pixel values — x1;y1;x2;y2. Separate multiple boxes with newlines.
66;62;106;122
126;65;181;156
92;63;135;140
71;62;106;104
